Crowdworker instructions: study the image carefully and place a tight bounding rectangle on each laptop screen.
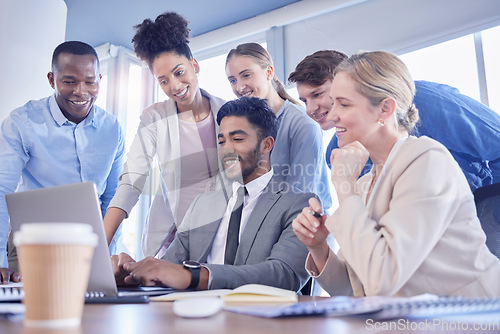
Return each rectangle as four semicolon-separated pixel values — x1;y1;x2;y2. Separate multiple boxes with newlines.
6;182;118;296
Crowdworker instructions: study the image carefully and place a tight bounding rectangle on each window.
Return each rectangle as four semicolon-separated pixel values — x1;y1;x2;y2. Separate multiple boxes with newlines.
198;53;235;101
399;25;500;114
399;34;480;101
96;45;154;259
482;25;500;113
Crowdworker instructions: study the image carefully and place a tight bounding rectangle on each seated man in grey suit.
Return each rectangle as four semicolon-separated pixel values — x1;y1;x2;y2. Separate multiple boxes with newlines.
112;97;314;291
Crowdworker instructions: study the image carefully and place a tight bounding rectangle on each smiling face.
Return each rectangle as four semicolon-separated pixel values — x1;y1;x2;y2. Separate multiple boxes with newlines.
151;52;200;109
218;115;270;184
47;53;100;124
225;55;273;100
327;71;381;148
296;80;334;130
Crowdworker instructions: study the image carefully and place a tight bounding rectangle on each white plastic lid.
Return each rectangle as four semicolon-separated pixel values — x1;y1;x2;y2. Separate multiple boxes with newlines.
24;316;81;328
13;223;98;246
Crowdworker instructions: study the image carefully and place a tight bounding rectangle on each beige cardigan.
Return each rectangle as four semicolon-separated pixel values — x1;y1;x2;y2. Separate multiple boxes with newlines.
308;136;500;297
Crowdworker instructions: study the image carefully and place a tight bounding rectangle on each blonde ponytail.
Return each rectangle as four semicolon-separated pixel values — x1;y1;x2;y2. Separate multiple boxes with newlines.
272;76;300;105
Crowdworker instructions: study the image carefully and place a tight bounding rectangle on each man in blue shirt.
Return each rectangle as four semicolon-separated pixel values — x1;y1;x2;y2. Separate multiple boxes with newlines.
0;41;125;283
289;50;500;192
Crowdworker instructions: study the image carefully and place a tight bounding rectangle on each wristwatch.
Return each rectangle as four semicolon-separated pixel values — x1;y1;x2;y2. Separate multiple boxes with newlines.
182;260;201;289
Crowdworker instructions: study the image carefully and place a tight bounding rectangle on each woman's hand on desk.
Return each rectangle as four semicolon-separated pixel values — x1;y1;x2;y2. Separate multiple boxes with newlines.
0;267;20;285
292;197;330;271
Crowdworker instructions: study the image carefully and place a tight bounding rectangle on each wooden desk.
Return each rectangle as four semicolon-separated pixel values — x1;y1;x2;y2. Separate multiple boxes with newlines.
1;298;499;334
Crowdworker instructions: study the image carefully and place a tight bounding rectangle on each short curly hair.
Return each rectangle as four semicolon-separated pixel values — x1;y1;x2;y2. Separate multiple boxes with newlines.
132;12;192;66
288;50;347;87
216;97;278;142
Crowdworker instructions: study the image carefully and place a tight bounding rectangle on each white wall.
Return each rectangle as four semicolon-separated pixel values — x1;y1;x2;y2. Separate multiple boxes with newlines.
0;0;67;122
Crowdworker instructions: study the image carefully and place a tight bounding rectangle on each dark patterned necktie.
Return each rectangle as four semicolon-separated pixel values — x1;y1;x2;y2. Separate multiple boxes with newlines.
224;186;246;265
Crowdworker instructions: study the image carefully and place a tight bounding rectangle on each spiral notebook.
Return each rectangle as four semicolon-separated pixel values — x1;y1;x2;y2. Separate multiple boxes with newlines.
224;294;500;319
371;295;500;320
5;182;175;304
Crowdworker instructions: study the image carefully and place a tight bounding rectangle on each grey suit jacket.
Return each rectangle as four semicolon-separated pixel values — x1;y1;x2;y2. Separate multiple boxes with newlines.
161;179;313;291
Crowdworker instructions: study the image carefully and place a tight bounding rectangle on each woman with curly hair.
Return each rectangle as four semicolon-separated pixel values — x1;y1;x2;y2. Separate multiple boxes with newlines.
225;43;332;211
104;12;226;257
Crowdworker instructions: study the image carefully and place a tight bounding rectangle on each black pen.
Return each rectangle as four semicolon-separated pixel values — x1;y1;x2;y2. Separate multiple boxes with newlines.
308;210;323;218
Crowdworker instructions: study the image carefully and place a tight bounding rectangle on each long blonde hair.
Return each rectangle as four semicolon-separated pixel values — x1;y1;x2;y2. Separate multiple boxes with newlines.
335;51;419;133
226;42;300;105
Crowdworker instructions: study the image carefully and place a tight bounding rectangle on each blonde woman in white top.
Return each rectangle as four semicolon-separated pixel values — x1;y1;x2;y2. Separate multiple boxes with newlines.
225;43;332;211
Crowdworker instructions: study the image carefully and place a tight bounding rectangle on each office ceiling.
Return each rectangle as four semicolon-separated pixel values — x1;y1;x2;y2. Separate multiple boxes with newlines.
64;0;301;49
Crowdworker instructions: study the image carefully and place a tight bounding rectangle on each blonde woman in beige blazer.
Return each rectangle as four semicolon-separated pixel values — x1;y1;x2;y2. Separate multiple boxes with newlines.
292;51;500;298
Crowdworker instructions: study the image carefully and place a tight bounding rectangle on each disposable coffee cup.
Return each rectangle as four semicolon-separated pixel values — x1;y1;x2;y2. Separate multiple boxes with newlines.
14;223;98;328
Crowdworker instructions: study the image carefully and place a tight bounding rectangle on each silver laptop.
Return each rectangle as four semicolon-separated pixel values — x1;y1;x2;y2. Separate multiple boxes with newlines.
6;181;172;301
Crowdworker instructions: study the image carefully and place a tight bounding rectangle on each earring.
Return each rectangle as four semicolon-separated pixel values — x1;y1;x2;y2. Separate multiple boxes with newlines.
377;119;385;127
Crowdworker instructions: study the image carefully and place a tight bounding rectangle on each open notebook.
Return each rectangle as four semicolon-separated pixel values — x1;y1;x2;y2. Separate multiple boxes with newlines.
5;181;174;303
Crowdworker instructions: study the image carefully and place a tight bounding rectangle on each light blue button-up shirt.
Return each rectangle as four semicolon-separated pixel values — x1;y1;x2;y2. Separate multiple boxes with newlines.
0;95;125;266
270;100;332;211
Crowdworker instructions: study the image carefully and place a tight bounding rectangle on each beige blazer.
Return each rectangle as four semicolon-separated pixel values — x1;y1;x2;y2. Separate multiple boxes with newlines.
309;136;500;297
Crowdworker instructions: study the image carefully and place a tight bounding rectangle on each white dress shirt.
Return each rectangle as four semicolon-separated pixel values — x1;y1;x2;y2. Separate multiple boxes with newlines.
207;168;274;264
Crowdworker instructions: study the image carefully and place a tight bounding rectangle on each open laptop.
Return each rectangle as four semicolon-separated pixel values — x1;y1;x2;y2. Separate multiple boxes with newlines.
5;181;174;303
